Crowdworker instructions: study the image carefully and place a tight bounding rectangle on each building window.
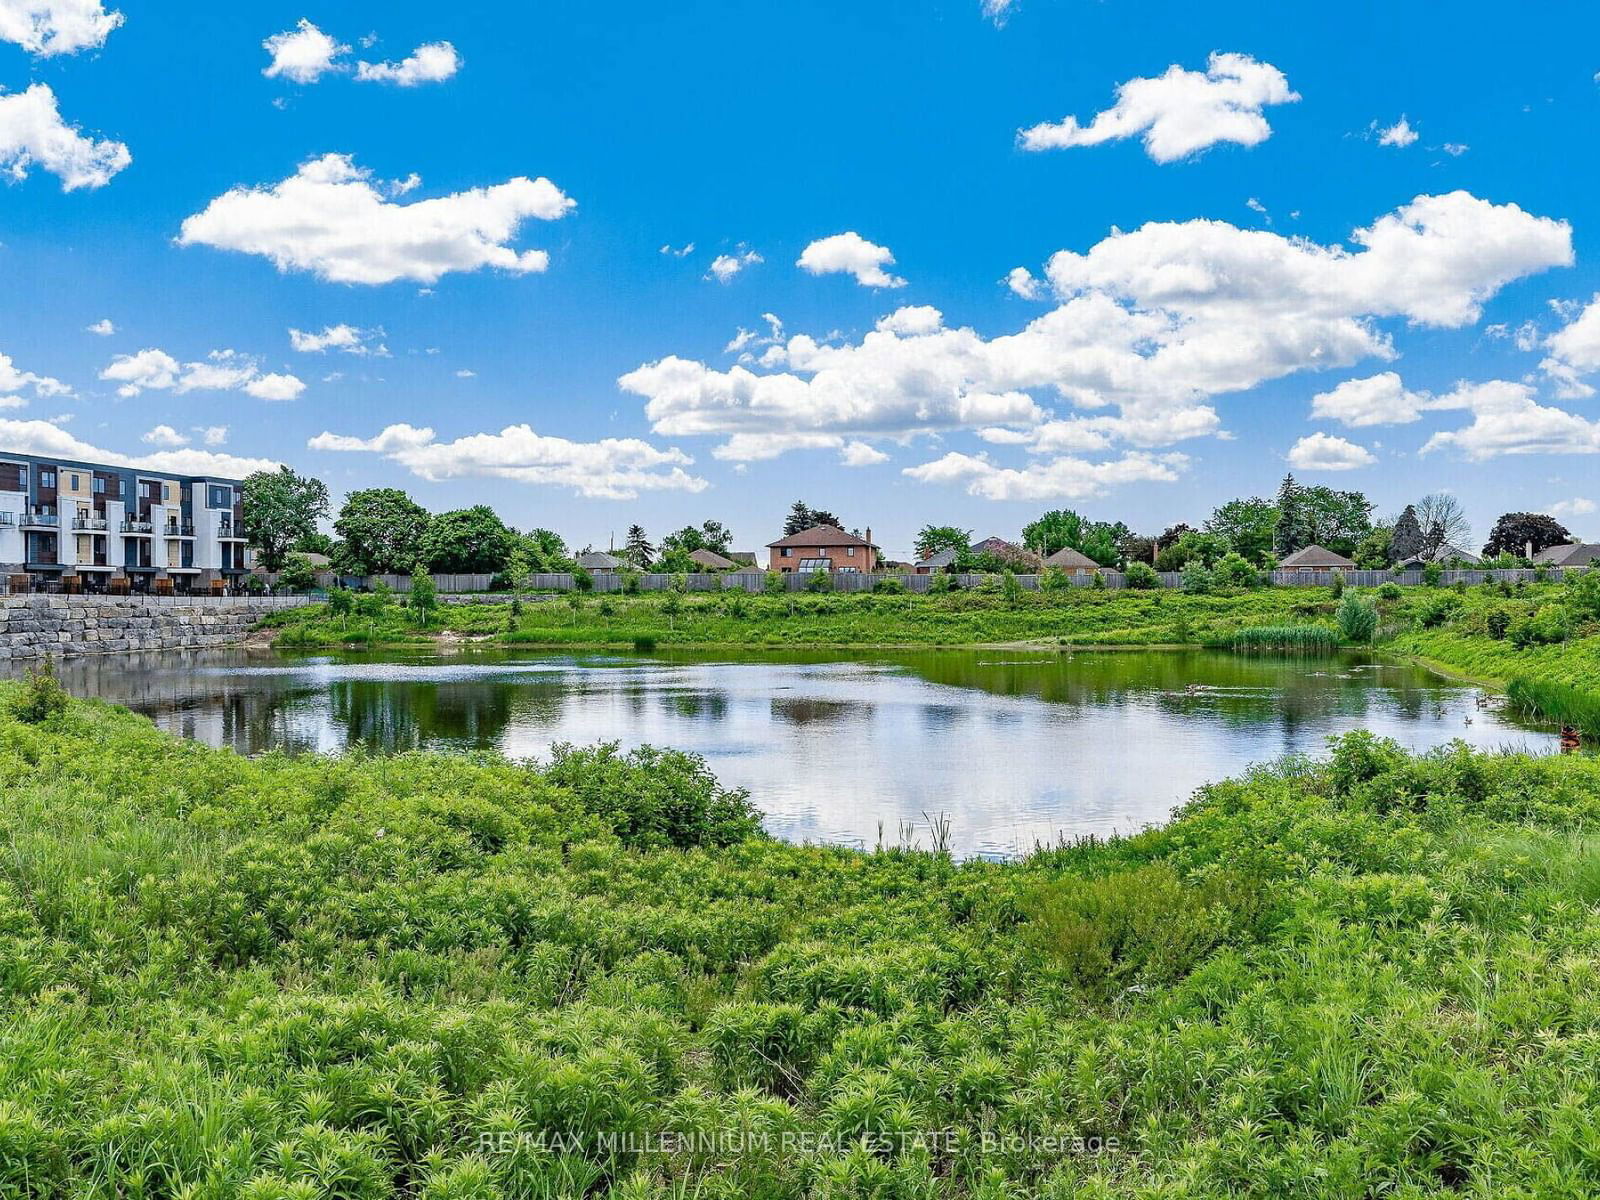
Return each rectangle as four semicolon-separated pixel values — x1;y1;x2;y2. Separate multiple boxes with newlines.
92;476;105;494
846;546;855;556
208;485;232;509
163;484;171;502
69;474;79;491
39;470;55;489
780;547;793;557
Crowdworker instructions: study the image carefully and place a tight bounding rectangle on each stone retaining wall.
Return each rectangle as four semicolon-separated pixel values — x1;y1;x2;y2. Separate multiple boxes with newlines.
0;595;313;660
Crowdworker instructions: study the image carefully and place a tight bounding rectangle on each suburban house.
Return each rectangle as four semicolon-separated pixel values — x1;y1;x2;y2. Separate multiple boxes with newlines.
1395;543;1482;570
726;551;758;567
969;535;1044;570
767;525;878;573
913;548;959;574
0;451;251;593
1278;545;1357;570
576;551;623;572
1043;546;1101;575
1533;543;1600;568
687;548;739;571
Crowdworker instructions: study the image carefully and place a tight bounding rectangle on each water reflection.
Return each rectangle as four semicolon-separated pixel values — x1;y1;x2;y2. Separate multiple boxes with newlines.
24;646;1557;857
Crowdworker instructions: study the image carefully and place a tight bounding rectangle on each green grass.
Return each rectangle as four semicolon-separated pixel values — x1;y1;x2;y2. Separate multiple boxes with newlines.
1223;623;1339;653
261;586;1342;650
1508;677;1600;738
6;688;1600;1194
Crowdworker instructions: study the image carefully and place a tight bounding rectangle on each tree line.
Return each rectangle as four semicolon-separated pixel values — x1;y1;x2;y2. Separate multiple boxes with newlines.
237;465;1584;588
914;475;1581;577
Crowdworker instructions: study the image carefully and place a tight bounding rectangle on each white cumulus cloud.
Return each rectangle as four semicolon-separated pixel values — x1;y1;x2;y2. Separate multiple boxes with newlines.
619;192;1569;490
355;41;460;86
288;323;386;356
840;441;889;467
706;247;761;283
797;232;906;288
0;350;70;406
1541;293;1600;398
308;423;708;500
1549;497;1597;518
262;19;349;83
1018;52;1298;163
1377;116;1418;147
178;154;575;284
903;450;1187;502
0;82;129;190
85;317;114;336
1005;267;1043;299
1287;432;1376;471
0;418;277;477
0;0;121;56
1421;379;1600;460
141;424;187;448
1310;372;1433;426
100;348;305;402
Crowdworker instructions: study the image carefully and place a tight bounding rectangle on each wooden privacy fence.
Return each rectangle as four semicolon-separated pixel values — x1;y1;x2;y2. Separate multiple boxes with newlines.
471;566;1579;594
253;565;1582;596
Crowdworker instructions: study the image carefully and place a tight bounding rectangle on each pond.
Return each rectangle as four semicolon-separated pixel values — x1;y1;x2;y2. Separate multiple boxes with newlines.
30;646;1555;857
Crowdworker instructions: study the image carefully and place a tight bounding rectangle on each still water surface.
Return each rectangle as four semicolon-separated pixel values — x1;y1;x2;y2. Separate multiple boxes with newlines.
38;646;1552;857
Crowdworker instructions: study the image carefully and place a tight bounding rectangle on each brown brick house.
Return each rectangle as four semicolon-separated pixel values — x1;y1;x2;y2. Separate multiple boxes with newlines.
767;525;878;573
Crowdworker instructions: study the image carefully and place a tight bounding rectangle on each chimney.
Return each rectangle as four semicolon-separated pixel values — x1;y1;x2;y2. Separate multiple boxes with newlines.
866;526;872;547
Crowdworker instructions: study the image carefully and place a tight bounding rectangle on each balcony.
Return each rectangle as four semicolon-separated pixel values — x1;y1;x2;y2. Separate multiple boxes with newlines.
72;516;109;531
163;522;196;538
21;511;59;530
218;524;246;541
120;520;154;536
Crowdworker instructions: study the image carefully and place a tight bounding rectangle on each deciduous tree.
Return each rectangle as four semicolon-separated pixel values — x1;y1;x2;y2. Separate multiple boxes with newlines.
334;488;432;575
241;466;329;573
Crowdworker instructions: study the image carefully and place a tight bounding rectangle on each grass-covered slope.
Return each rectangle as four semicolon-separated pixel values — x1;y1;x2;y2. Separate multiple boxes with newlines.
4;688;1600;1196
263;585;1337;649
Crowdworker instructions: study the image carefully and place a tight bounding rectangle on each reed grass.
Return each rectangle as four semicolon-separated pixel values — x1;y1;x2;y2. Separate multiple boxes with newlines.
1225;623;1339;653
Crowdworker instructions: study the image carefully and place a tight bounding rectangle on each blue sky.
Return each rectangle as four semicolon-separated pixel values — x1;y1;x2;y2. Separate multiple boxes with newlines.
4;0;1600;560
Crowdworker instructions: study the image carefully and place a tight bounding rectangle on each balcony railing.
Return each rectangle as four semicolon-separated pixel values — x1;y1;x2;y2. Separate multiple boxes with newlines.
163;522;196;537
218;524;245;540
72;517;109;531
120;520;154;535
21;512;59;528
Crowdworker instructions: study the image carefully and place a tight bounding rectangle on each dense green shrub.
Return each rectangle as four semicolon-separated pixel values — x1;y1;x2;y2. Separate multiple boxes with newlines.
10;657;67;724
1001;569;1024;606
1180;562;1214;594
1213;552;1258;590
1509;605;1569;648
1415;593;1462;629
1124;561;1159;589
541;742;762;849
1336;593;1378;643
872;575;906;595
1378;581;1403;601
805;570;832;593
1423;560;1444;587
1486;608;1511;640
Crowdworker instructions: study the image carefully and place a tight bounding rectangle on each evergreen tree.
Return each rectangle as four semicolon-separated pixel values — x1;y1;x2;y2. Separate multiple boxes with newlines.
1391;505;1425;563
623;524;654;568
1272;474;1302;560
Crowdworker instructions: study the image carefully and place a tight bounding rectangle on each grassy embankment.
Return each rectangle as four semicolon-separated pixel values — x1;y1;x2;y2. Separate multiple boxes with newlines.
4;681;1600;1195
262;585;1343;650
262;578;1600;733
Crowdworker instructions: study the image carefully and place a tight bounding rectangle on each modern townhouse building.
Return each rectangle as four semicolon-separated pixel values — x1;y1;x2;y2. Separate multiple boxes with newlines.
0;452;252;593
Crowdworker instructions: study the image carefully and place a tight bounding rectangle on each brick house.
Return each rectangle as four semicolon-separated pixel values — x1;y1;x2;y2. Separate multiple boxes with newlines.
767;525;878;573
